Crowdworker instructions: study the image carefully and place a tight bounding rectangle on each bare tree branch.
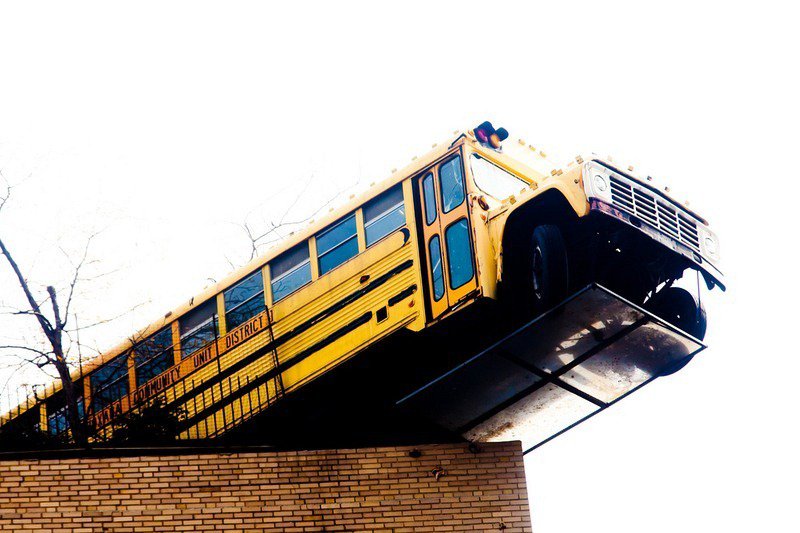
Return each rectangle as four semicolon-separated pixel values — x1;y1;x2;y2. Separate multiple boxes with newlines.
0;237;56;339
236;177;358;264
0;345;51;359
60;234;97;326
64;299;150;333
0;172;11;213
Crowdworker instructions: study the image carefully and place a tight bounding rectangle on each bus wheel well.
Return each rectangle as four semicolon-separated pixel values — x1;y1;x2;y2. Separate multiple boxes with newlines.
500;190;580;300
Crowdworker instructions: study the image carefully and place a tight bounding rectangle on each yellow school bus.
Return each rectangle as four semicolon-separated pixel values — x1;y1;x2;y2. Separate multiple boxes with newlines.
0;121;724;444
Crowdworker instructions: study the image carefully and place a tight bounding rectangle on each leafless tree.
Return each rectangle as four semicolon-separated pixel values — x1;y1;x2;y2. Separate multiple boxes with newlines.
0;176;120;445
0;169;358;446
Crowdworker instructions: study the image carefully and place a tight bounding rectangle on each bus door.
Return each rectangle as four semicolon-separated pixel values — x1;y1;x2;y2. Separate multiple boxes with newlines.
417;153;478;321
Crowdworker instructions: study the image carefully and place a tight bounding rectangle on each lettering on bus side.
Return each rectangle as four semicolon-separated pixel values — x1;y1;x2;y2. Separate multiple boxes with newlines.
88;400;124;431
225;314;267;352
132;366;182;404
191;343;217;369
89;312;269;433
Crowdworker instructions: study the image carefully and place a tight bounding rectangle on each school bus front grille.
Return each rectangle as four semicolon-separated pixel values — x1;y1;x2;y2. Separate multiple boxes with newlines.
609;175;701;253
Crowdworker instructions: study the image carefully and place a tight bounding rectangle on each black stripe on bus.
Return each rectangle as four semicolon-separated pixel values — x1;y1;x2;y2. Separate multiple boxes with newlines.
182;283;418;432
388;285;417;306
179;311;373;433
88;260;414;436
154;260;414;421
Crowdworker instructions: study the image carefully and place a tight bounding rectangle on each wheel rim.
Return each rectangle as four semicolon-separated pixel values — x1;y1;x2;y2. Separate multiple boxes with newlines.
532;245;543;300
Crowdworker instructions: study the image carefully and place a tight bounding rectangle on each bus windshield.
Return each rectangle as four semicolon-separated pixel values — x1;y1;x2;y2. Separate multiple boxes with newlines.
470;153;529;200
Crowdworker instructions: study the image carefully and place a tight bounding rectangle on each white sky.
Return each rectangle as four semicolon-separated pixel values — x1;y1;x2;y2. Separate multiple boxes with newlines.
0;1;796;531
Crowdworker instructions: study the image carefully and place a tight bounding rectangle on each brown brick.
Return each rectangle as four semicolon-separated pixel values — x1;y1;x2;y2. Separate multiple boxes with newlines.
0;442;530;531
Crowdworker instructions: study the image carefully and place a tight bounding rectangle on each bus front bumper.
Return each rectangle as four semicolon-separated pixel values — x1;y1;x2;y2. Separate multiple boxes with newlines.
589;198;726;291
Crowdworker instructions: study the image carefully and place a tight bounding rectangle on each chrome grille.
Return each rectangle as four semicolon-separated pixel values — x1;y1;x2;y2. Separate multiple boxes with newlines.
609;175;701;253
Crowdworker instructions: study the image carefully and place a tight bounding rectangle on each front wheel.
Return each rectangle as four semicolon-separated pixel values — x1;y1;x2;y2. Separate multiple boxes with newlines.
528;224;569;313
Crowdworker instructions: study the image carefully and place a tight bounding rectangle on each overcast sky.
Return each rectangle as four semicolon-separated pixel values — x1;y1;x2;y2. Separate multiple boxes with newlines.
1;1;796;531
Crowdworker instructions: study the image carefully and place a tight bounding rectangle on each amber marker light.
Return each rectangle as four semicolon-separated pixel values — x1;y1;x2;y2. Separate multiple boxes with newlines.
473;121;509;150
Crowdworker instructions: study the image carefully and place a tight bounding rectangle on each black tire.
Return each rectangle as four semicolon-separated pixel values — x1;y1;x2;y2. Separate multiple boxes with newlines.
646;287;707;340
645;287;707;375
528;225;569;313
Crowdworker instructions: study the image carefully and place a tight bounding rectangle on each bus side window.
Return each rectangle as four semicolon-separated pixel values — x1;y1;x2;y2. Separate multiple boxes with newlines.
271;242;312;302
429;235;445;301
133;328;174;387
46;385;84;435
90;354;129;413
363;184;405;247
422;173;437;225
444;218;475;289
224;270;265;330
316;213;359;275
179;299;218;359
439;155;465;213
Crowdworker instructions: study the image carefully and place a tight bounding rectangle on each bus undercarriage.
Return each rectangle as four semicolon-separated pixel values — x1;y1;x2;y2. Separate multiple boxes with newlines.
218;282;705;453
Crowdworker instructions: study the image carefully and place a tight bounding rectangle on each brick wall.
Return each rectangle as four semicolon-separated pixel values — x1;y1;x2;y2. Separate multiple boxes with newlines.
0;442;531;532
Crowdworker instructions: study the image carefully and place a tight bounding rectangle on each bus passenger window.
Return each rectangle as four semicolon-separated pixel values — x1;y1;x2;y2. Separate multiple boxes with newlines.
439;155;465;213
445;218;475;289
364;184;405;247
179;299;218;359
133;328;174;387
47;387;84;435
429;235;445;301
316;213;359;275
90;354;129;413
271;242;312;302
224;270;265;330
422;173;437;225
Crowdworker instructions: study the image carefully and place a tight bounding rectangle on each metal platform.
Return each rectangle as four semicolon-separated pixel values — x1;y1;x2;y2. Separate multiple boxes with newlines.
397;284;705;454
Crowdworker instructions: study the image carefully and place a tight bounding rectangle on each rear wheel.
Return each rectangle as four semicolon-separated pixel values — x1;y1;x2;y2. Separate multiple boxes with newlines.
646;287;707;340
645;287;707;375
528;225;569;313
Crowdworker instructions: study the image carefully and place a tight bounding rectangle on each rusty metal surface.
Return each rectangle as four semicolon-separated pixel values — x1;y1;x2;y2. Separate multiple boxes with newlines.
397;284;705;453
